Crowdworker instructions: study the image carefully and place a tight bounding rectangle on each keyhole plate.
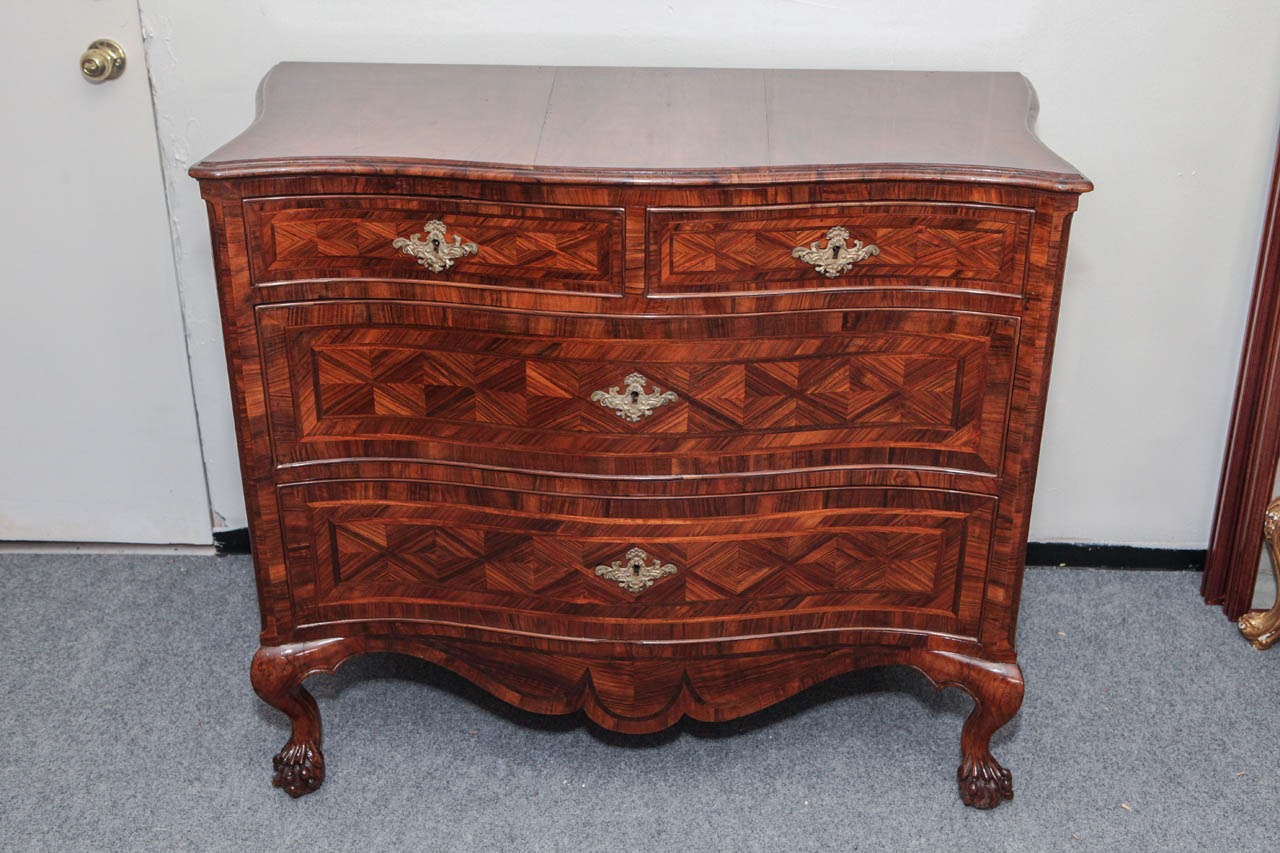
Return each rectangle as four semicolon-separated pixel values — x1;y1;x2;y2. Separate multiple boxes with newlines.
595;547;678;593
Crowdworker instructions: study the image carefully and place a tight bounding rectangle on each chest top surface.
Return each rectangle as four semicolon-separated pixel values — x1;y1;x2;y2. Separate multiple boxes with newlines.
190;62;1090;192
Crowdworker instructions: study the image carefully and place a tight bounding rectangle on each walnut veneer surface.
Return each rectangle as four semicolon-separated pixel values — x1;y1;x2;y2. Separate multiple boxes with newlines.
191;62;1090;809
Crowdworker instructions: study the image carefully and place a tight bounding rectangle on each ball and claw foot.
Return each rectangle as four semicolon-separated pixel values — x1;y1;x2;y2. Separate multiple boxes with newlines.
252;640;358;799
958;754;1014;809
272;739;325;798
918;650;1023;810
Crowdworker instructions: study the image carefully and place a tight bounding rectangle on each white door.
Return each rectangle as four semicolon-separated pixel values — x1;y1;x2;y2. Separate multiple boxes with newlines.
0;2;211;543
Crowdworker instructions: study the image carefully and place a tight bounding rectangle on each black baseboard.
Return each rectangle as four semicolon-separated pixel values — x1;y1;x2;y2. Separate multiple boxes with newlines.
1024;542;1204;570
212;526;1204;569
213;527;251;556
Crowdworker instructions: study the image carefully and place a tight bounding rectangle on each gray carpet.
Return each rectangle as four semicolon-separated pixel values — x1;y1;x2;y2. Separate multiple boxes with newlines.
0;554;1277;851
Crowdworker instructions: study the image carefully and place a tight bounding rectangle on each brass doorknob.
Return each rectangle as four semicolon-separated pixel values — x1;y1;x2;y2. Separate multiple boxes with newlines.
80;39;126;83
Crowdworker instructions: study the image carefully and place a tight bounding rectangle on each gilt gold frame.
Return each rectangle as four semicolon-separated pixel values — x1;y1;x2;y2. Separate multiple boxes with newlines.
1238;497;1280;648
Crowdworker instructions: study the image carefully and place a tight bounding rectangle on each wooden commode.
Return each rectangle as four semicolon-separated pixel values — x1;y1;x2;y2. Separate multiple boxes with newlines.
191;63;1091;809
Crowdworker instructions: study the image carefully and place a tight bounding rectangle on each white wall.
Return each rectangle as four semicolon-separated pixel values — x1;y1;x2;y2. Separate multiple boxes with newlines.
138;0;1280;547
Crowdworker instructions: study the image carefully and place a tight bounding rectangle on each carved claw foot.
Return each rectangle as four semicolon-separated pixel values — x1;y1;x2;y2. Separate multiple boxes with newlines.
272;739;325;798
953;655;1022;810
958;752;1014;809
916;649;1024;810
251;638;359;798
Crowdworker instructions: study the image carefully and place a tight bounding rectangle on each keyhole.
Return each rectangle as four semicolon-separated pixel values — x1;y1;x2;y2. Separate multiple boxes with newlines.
630;390;640;403
831;243;840;258
431;238;441;252
631;562;641;575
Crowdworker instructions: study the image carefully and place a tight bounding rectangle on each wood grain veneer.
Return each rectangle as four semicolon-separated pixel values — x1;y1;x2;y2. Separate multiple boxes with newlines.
192;63;1090;809
246;195;625;293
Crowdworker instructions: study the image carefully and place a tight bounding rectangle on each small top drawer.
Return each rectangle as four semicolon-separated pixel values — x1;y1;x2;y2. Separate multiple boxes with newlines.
646;202;1032;297
244;194;625;294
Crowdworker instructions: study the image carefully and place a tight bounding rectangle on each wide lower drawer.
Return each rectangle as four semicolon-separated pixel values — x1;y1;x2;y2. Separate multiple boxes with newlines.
647;201;1033;296
258;300;1018;477
276;480;997;639
244;194;625;294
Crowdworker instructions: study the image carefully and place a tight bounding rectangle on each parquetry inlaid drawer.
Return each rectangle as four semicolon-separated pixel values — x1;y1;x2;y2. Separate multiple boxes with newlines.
243;195;625;294
646;202;1032;296
257;300;1018;477
277;480;997;638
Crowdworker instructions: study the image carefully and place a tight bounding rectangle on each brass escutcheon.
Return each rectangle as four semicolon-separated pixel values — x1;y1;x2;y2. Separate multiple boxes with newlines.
595;547;678;593
589;372;677;422
792;226;879;277
392;219;478;272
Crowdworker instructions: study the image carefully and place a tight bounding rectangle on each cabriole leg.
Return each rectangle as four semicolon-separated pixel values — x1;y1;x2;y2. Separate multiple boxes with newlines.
956;660;1023;809
919;650;1025;810
250;638;357;798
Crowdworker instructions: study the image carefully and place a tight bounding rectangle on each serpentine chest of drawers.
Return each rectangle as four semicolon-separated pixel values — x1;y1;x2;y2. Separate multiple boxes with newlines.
191;63;1090;808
